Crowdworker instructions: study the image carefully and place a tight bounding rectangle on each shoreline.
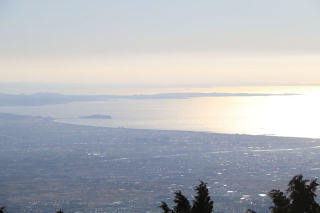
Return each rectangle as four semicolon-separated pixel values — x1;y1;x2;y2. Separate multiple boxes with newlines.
0;112;318;140
53;118;320;141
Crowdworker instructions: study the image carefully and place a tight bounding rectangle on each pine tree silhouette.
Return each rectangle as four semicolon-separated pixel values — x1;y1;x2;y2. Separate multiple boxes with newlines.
267;174;320;213
160;181;213;213
287;175;319;213
191;181;213;213
56;209;63;213
159;201;173;213
173;191;191;213
268;190;290;213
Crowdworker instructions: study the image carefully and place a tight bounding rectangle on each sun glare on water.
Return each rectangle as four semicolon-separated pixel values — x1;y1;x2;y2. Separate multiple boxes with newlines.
193;86;320;138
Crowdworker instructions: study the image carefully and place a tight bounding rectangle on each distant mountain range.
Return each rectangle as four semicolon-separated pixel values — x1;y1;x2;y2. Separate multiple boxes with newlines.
0;92;299;106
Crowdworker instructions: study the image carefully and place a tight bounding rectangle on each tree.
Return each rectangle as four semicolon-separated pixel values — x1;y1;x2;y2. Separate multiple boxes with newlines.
159;181;213;213
191;181;213;213
268;190;290;213
159;201;173;213
0;207;5;213
287;175;319;213
56;209;64;213
173;191;191;213
268;174;320;213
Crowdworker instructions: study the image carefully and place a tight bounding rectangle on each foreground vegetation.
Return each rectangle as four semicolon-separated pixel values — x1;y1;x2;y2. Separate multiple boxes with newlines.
1;174;319;213
159;174;320;213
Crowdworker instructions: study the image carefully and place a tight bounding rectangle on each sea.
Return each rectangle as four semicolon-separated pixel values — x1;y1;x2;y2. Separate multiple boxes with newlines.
1;86;320;138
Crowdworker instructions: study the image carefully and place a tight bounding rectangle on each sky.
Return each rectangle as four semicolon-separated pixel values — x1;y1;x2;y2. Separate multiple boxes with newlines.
0;0;320;87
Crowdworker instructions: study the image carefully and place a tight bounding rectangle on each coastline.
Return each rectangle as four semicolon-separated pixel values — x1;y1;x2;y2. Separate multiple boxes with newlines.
53;118;320;140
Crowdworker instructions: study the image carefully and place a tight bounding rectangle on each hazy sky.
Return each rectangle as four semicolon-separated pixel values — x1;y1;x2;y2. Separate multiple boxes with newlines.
1;0;320;86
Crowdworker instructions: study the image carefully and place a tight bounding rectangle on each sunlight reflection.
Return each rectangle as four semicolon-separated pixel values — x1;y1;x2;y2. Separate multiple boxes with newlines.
188;87;320;138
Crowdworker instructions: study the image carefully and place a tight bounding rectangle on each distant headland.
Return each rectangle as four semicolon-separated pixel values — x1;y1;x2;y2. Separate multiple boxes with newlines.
0;92;300;106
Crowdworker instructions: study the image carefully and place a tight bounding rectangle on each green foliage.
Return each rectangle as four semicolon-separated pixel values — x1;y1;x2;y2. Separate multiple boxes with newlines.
160;181;213;213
